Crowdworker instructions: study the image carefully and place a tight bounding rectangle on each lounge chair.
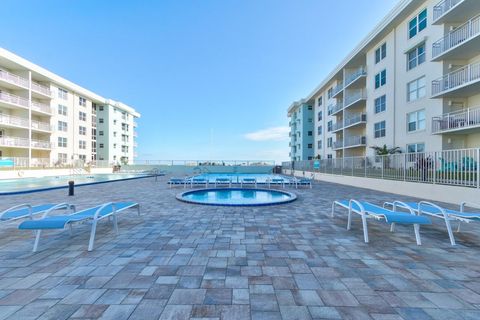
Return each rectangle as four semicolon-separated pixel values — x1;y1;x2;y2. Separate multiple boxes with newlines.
240;178;257;188
1;203;76;222
190;177;209;188
331;200;431;245
168;177;188;188
18;202;140;252
268;178;286;188
384;201;480;246
215;178;232;188
294;178;312;189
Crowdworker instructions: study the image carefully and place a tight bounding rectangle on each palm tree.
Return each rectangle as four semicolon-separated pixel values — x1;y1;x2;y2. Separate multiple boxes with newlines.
370;145;401;169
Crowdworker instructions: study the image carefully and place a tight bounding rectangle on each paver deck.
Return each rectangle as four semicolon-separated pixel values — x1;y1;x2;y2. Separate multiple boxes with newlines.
0;176;479;319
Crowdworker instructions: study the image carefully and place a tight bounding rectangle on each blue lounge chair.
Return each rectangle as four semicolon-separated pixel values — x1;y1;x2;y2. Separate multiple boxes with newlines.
1;203;75;222
168;177;187;188
240;178;257;188
214;178;232;188
18;202;140;252
268;178;286;188
294;178;312;189
384;201;480;246
332;200;431;245
190;177;209;188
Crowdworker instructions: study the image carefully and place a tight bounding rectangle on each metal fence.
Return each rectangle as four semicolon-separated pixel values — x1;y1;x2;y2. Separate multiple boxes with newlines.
283;148;480;188
134;160;276;166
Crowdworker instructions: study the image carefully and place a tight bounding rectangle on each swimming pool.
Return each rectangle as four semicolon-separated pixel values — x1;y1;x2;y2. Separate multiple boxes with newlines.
187;173;292;184
0;174;152;195
177;188;297;206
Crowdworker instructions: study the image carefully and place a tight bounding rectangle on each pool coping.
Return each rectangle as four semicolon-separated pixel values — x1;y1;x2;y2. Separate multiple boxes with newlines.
0;174;156;196
176;187;297;207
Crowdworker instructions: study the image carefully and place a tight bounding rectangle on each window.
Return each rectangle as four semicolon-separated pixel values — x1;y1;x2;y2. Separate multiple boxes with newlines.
318;140;322;149
327;137;333;148
79;111;87;121
79;140;86;149
407;110;426;132
375;70;386;89
79;126;86;135
375;43;387;63
327;154;332;159
317;96;322;106
58;88;68;100
92;141;97;153
407;76;426;101
57;137;67;147
113;132;117;137
327;121;332;132
99;143;104;148
58;104;67;116
99;131;104;136
58;121;67;132
79;155;86;161
99;118;104;124
327;88;333;99
79;97;87;107
308;118;313;123
92;128;97;139
308;131;313;136
409;9;427;39
308;143;313;149
99;105;104;111
407;43;426;70
374;121;386;138
374;95;386;113
317;111;322;121
113;143;117;149
113;120;117;125
407;143;425;153
58;153;67;163
317;126;322;135
307;106;313;111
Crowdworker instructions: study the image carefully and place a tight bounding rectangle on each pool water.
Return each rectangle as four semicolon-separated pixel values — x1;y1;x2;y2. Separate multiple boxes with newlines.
189;173;291;184
177;188;297;206
0;174;150;195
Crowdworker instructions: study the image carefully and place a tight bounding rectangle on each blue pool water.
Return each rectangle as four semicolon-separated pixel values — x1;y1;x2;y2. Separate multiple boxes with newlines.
177;188;297;206
188;173;291;184
0;174;150;195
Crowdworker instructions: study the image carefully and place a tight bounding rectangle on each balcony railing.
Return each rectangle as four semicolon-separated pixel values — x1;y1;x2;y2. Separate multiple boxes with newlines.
0;91;29;108
432;107;480;133
327;100;343;116
432;14;480;59
333;140;343;149
344;89;367;107
0;136;30;148
31;81;52;97
331;122;343;132
344;67;367;87
344;135;366;148
331;82;343;97
31;139;52;149
0;114;29;128
433;0;464;22
31;101;52;114
31;120;52;131
432;61;480;96
344;113;367;128
0;69;29;88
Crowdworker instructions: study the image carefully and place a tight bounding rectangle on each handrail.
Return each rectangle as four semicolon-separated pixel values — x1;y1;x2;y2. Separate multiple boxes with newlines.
0;114;29;128
31;81;52;97
432;107;480;133
0;91;29;107
432;61;480;95
432;15;480;58
0;69;29;88
433;0;464;22
344;67;366;87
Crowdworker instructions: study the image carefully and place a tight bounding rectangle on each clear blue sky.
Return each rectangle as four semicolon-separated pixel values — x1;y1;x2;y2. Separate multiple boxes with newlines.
1;0;397;162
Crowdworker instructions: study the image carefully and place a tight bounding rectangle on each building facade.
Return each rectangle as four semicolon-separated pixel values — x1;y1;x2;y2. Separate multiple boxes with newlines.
288;101;315;161
0;48;140;167
288;0;480;161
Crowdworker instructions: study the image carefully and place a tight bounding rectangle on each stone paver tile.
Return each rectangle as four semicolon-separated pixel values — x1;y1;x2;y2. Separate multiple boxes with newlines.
98;304;135;320
293;274;321;290
318;290;360;307
169;289;206;304
421;292;472;309
279;305;312;320
250;294;278;311
308;306;342;319
220;305;250;320
292;290;323;306
251;311;281;320
204;288;232;305
37;304;80;320
70;305;109;318
0;289;46;305
158;305;192;320
233;289;249;305
95;289;130;304
60;289;105;304
128;299;166;320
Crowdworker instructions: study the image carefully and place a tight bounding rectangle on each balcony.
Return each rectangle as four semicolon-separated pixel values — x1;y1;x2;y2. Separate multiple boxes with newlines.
432;15;480;61
31;120;52;132
344;135;366;148
0;136;30;148
0;114;29;129
31;81;52;98
344;67;367;89
344;89;367;109
133;121;138;127
327;100;343;116
332;140;343;150
31;139;52;149
331;82;343;98
0;91;29;109
344;113;367;129
331;121;344;133
433;0;480;24
431;61;480;97
432;107;480;134
31;101;52;114
0;69;29;89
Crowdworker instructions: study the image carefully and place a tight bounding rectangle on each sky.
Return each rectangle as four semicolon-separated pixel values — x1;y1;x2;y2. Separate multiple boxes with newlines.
0;0;398;162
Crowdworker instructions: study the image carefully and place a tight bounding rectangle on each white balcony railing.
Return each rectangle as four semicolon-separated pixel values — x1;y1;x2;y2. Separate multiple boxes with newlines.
344;135;366;147
327;100;343;115
31;139;52;149
31;120;52;131
0;91;29;108
332;82;343;97
31;81;52;97
432;61;480;96
344;113;367;128
0;69;29;88
0;136;30;148
432;15;480;59
331;122;343;132
333;140;343;149
0;114;29;128
433;0;464;22
344;67;367;87
432;107;480;133
31;100;52;114
344;89;367;107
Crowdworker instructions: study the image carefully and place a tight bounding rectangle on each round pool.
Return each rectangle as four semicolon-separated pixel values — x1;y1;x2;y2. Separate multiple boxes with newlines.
176;188;297;206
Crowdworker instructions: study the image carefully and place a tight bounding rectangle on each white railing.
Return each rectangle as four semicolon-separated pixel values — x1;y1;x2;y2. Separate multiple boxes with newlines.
0;136;30;147
0;69;29;88
344;67;366;87
432;15;480;58
332;82;343;97
432;61;480;95
0;114;29;128
432;107;480;133
331;121;343;132
344;135;366;147
333;140;343;149
344;89;366;107
328;100;343;115
31;81;52;97
31;139;52;149
284;148;480;188
344;113;367;128
0;91;29;108
433;0;464;22
31;100;52;114
31;120;52;131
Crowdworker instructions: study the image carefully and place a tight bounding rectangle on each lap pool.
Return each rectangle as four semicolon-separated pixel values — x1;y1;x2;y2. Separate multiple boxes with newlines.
187;173;292;184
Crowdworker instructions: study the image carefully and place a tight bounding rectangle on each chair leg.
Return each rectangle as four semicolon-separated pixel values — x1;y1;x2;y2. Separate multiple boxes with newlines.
456;222;461;233
361;214;369;243
347;208;352;230
444;218;456;246
137;205;141;216
331;203;335;218
33;230;42;252
112;214;119;234
390;223;395;232
414;224;421;245
69;224;74;236
88;220;98;251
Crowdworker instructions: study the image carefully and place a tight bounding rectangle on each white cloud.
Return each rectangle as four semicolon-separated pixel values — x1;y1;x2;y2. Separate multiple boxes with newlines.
244;126;289;142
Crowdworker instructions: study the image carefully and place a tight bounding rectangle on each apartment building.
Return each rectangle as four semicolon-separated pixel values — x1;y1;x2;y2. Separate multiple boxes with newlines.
0;47;140;167
288;101;314;160
288;0;480;161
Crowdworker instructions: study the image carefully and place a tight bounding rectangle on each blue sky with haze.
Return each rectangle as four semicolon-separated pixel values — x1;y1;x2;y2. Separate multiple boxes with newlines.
0;0;397;162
